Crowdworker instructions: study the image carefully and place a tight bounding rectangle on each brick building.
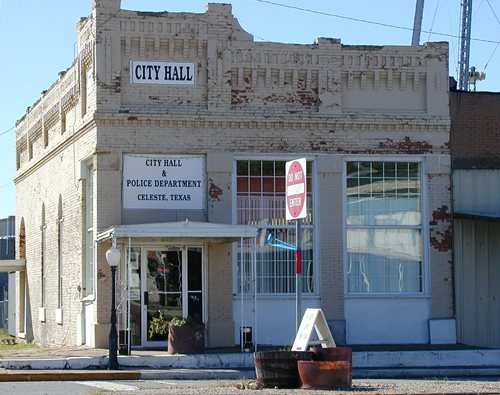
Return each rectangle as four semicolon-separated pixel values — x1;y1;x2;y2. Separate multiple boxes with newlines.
13;0;453;349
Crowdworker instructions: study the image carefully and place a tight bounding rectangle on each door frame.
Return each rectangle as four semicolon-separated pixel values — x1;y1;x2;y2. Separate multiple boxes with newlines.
140;244;206;348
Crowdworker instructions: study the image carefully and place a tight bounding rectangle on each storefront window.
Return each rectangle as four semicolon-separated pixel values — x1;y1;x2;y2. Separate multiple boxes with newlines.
346;161;423;293
236;160;314;294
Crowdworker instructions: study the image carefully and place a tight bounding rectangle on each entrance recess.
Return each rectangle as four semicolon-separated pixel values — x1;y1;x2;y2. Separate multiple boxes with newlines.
141;247;203;347
96;220;258;349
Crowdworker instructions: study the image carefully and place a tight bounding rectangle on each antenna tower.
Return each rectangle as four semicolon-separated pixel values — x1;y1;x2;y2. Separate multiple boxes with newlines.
458;0;473;91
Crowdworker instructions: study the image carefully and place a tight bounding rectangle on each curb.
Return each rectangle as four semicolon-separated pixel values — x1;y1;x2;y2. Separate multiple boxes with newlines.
140;368;255;380
0;370;141;382
354;367;500;378
0;368;255;382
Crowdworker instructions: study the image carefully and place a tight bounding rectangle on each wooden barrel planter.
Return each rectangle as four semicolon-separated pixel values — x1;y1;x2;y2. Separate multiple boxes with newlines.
310;346;352;365
254;351;313;388
298;360;352;390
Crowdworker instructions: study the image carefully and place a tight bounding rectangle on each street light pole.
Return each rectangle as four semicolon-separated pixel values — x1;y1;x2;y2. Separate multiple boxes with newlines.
106;241;121;370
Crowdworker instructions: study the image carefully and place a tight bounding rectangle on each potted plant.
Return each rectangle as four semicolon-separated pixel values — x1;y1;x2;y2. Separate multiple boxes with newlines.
148;311;169;340
167;316;205;355
148;312;205;354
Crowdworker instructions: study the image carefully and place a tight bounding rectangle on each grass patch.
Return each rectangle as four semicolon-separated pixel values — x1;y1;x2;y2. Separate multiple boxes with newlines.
0;342;39;352
0;328;40;355
0;328;9;339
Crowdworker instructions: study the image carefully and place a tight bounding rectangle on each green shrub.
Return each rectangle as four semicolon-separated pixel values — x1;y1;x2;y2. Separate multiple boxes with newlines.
148;311;169;338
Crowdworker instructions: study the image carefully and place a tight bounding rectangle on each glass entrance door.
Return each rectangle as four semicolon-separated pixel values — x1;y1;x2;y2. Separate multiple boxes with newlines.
142;247;203;347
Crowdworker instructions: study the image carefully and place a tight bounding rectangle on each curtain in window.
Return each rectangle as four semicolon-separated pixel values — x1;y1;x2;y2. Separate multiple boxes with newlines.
346;161;423;293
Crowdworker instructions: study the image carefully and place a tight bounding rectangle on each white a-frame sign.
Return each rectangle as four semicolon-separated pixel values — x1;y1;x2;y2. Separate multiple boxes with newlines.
292;308;336;351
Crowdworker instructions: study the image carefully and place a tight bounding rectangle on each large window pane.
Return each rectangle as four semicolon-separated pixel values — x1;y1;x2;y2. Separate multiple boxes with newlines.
237;160;313;226
237;228;314;294
346;161;423;294
347;161;421;226
236;160;314;294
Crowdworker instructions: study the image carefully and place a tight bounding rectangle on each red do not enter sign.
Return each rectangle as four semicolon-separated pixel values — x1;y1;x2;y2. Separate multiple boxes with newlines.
285;158;307;220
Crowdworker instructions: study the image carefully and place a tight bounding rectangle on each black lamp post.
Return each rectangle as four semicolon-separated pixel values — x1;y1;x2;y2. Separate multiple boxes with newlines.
105;242;121;370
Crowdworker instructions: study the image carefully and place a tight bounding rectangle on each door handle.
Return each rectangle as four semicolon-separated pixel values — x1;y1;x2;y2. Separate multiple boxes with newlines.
144;291;149;305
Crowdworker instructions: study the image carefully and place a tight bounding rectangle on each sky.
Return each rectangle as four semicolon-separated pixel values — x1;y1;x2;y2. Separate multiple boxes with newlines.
1;0;499;219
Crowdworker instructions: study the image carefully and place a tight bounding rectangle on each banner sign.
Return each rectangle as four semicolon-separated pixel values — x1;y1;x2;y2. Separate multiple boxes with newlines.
130;60;196;85
123;154;205;210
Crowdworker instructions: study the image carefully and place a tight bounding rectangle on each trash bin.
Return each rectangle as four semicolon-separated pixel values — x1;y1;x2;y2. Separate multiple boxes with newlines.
118;329;130;355
240;326;253;352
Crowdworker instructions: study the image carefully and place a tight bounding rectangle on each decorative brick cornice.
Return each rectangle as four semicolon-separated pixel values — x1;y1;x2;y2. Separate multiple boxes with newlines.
14;119;96;184
94;113;450;133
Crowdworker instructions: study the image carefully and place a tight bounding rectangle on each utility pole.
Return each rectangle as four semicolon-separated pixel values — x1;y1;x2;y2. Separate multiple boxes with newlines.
458;0;473;91
412;0;425;45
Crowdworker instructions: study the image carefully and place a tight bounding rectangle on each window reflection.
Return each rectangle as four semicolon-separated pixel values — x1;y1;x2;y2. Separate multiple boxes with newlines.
346;161;423;293
236;160;314;294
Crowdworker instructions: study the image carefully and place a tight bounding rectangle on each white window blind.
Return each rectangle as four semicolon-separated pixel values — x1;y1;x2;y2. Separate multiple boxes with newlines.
346;161;423;293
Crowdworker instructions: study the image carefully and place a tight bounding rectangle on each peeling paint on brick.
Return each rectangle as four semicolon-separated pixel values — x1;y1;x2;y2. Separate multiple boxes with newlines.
378;136;432;154
97;269;106;280
335;147;378;154
309;140;330;151
429;205;452;252
263;94;288;103
208;180;223;201
297;90;319;107
231;87;252;105
262;91;319;107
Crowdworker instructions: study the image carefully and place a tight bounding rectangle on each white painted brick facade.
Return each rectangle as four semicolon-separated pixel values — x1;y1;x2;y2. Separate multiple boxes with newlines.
14;0;451;347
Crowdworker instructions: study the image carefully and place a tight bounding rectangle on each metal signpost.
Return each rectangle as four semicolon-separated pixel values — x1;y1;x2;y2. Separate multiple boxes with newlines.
285;158;307;332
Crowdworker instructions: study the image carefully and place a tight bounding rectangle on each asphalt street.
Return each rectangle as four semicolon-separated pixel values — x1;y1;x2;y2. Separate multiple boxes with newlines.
1;377;500;395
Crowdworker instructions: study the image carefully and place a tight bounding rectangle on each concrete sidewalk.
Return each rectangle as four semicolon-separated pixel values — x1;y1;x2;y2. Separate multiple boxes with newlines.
1;345;500;381
0;346;255;381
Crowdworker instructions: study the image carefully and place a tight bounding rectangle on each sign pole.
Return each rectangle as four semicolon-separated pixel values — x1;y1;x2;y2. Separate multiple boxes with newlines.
285;158;306;333
296;218;302;332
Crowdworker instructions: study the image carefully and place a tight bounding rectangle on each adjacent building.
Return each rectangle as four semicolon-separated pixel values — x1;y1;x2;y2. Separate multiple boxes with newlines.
13;0;453;349
450;90;500;349
0;216;15;331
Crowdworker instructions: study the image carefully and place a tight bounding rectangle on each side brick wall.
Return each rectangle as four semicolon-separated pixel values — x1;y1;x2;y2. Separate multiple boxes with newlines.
450;90;500;168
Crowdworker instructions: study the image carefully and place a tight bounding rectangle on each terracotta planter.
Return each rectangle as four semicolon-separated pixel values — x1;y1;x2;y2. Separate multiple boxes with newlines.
310;346;352;365
167;324;205;354
298;360;352;389
254;351;313;388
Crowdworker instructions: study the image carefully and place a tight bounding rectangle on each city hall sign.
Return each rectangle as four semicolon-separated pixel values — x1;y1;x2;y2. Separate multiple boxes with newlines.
130;60;195;85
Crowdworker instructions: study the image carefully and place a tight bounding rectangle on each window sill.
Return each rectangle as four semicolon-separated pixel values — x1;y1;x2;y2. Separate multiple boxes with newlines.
344;293;430;299
233;293;320;299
